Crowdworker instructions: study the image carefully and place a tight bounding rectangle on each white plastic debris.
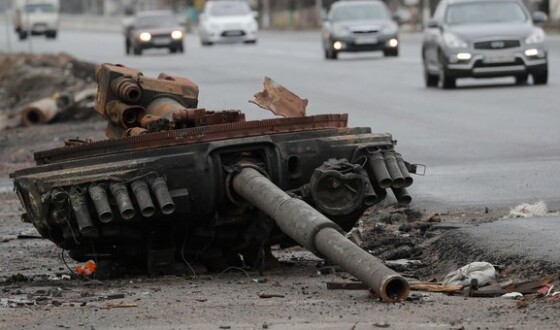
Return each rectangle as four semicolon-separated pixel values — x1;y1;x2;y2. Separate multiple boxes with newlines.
505;201;559;218
501;292;523;299
442;262;496;287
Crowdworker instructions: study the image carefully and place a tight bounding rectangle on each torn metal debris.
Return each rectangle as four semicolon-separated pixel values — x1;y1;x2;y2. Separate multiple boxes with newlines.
250;76;308;118
10;64;419;302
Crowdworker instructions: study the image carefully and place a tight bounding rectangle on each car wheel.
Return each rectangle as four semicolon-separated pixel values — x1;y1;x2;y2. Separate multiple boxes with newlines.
18;31;27;40
49;31;57;39
170;47;177;53
383;48;398;57
515;74;528;85
439;54;456;89
125;39;131;55
244;40;257;44
133;46;142;56
424;63;439;88
325;48;338;60
533;70;548;85
201;40;212;46
178;45;184;53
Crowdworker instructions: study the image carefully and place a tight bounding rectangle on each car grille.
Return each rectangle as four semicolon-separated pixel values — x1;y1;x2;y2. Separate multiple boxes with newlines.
474;40;520;50
221;30;246;37
152;33;171;38
473;58;524;68
352;29;379;34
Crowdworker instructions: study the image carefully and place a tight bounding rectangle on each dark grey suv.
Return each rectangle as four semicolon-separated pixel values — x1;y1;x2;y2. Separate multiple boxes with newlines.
322;0;399;60
422;0;548;88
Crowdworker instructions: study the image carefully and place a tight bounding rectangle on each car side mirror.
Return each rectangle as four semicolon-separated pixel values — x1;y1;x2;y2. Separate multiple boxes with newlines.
426;19;439;28
532;11;548;24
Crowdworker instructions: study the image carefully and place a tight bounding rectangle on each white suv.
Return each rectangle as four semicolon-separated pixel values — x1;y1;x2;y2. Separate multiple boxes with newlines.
198;0;258;46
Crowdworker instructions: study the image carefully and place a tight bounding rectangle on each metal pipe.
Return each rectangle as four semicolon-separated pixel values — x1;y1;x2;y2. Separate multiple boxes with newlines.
21;98;59;126
111;76;142;104
383;151;405;188
106;101;145;129
367;152;392;189
363;181;378;206
391;187;412;205
88;185;113;223
131;180;155;218
232;167;409;302
109;182;135;220
69;187;98;237
149;177;176;215
395;153;413;188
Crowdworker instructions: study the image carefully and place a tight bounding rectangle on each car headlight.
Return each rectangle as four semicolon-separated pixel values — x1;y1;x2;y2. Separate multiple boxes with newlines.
443;32;467;48
333;25;351;37
171;30;183;40
525;28;545;44
139;32;151;42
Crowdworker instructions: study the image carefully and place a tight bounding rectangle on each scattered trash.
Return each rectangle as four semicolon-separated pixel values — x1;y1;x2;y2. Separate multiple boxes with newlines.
105;302;138;309
373;322;391;328
105;293;125;300
410;283;463;293
0;53;97;130
258;292;285;299
501;292;523;299
506;201;559;218
75;260;96;277
537;284;554;296
443;262;496;287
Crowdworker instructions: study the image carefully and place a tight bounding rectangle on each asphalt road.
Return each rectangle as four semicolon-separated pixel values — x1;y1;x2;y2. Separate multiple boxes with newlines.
1;27;560;211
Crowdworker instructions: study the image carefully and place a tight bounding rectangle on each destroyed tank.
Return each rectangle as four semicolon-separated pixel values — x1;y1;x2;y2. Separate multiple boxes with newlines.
11;64;418;302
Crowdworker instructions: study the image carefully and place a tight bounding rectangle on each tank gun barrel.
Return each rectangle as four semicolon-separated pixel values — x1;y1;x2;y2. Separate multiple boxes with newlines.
232;166;410;302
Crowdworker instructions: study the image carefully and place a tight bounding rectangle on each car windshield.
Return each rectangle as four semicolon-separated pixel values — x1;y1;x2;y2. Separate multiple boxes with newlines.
209;2;250;16
25;4;56;13
446;1;527;25
331;4;391;22
135;15;178;28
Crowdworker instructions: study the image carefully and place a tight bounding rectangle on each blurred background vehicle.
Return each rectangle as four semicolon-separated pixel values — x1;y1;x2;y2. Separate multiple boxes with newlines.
198;0;258;46
322;0;400;60
12;0;59;40
124;10;185;55
422;0;548;89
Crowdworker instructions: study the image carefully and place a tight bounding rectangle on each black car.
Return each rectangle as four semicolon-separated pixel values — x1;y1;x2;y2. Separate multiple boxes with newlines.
422;0;548;88
322;0;399;60
124;11;185;56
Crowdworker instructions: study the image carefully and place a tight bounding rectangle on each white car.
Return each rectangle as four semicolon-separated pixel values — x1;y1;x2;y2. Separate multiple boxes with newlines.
198;1;258;46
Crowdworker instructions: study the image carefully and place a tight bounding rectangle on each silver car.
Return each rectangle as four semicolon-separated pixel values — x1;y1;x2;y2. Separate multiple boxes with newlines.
322;0;399;60
422;0;548;88
198;1;258;46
